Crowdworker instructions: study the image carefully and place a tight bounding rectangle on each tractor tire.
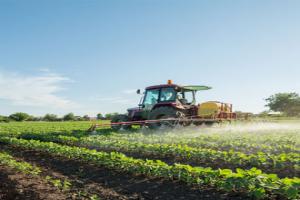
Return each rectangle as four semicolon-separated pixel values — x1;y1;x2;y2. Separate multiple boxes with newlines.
148;107;183;129
193;121;203;126
204;121;214;127
111;115;132;131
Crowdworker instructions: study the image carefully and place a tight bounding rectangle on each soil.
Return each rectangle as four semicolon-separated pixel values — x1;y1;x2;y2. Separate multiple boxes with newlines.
0;165;68;200
0;144;251;200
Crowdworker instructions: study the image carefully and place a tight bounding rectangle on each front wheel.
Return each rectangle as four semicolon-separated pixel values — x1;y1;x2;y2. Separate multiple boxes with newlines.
111;115;132;131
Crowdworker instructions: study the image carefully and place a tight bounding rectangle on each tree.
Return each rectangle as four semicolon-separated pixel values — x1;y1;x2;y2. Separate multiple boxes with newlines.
97;113;103;120
74;116;83;121
234;111;254;119
26;115;36;121
31;116;43;121
83;115;90;121
258;111;269;118
0;115;10;123
265;92;300;117
43;114;59;121
63;113;75;121
9;112;30;121
104;113;119;120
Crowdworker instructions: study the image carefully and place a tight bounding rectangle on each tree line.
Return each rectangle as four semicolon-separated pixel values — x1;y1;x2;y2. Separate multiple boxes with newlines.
0;112;119;122
236;92;300;118
1;92;299;122
265;92;300;117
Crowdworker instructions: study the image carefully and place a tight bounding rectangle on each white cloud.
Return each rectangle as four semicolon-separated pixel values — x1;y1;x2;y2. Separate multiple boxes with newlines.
38;68;51;73
90;96;131;104
122;89;137;94
0;71;78;109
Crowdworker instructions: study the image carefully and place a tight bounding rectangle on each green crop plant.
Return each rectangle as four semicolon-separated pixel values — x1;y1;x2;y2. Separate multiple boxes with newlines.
0;151;41;175
16;132;299;175
1;137;299;199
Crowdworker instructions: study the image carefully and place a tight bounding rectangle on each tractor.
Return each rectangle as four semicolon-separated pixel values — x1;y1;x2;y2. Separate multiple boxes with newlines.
89;80;236;131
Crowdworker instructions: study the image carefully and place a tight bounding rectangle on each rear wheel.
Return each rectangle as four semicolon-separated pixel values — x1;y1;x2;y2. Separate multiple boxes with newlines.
111;115;132;131
193;121;203;126
148;107;184;129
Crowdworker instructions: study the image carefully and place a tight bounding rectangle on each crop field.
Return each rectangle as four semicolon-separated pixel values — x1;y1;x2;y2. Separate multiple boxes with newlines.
0;120;299;200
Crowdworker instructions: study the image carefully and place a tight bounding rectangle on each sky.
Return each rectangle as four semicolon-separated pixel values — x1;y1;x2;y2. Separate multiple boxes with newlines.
0;0;300;117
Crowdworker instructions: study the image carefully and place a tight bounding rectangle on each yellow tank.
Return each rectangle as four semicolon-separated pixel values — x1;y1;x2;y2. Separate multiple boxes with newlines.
198;101;222;118
198;101;233;118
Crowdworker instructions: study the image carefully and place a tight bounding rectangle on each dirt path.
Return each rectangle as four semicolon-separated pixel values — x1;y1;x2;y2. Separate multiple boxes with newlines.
1;144;250;200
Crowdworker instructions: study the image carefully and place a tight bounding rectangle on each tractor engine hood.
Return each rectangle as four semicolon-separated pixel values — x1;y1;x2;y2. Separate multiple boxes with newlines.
127;107;140;112
127;107;141;119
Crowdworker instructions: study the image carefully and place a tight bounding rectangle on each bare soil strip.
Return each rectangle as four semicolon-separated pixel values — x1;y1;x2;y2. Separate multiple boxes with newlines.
0;165;68;200
1;144;250;200
0;146;130;200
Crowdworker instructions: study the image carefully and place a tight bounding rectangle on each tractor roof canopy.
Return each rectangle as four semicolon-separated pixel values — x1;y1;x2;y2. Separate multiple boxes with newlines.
146;84;212;91
182;85;212;91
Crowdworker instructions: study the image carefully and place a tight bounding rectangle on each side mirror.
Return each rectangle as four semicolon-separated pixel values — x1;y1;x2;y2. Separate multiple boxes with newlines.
136;89;141;94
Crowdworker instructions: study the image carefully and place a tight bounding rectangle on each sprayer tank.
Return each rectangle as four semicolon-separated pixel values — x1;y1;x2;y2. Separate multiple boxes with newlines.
198;101;232;118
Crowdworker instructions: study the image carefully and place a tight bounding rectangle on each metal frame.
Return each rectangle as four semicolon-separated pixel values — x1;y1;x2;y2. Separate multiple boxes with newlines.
89;112;236;130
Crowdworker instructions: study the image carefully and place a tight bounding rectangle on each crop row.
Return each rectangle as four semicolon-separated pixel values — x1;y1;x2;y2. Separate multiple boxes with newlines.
0;121;100;137
87;131;299;154
1;122;299;154
80;137;300;174
0;137;299;199
0;122;90;136
1;122;299;155
17;133;300;176
0;151;41;175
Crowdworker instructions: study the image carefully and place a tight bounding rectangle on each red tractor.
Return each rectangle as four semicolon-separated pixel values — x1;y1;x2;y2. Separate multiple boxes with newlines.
89;80;236;131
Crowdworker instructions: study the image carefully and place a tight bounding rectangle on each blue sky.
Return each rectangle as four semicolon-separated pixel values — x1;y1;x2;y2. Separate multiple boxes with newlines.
0;0;300;116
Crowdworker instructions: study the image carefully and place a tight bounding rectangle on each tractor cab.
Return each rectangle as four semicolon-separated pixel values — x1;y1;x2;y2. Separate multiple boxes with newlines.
139;81;211;109
141;84;194;110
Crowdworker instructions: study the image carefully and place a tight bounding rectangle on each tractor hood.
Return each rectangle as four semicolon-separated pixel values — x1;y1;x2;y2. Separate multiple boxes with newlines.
127;107;140;112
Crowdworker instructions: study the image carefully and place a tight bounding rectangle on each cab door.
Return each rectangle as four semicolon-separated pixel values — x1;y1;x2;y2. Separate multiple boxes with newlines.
141;89;160;119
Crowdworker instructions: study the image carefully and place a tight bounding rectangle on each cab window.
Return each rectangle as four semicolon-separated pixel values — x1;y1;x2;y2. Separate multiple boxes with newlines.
143;89;159;108
160;87;176;102
184;91;195;104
